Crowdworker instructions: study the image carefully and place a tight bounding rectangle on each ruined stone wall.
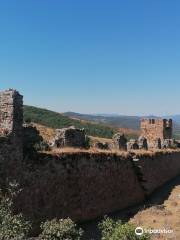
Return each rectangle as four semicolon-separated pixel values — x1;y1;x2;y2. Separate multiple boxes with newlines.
141;118;173;148
14;150;180;231
52;127;86;148
0;89;23;176
0;89;179;233
16;152;145;227
133;151;180;195
112;133;127;150
0;89;23;139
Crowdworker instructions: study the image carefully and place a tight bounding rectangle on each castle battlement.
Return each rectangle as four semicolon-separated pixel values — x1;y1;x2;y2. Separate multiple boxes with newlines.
140;118;173;148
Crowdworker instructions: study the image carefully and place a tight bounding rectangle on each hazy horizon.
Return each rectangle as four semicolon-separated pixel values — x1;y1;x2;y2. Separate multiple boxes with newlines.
24;104;180;117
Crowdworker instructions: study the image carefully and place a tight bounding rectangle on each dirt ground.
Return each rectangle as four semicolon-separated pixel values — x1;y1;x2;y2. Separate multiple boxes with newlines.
82;175;180;240
130;179;180;239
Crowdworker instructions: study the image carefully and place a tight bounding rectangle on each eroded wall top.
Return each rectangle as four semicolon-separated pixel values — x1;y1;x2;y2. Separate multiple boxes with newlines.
140;118;173;148
0;89;23;137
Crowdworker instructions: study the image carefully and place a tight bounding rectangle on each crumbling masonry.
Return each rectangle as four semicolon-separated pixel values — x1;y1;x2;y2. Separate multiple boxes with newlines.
140;118;173;149
1;89;180;225
51;126;86;148
112;133;127;151
0;89;23;162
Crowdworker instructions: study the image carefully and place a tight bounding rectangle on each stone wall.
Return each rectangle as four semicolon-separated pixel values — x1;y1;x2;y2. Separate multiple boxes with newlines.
0;89;23;139
132;151;180;195
0;89;23;168
0;88;180;234
51;126;86;148
112;133;127;150
140;118;173;148
14;150;180;231
16;152;145;227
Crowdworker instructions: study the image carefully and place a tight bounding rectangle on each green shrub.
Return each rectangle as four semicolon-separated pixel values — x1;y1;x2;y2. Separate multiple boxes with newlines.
99;216;150;240
0;210;31;240
24;105;116;139
24;117;32;124
0;182;32;239
40;218;83;240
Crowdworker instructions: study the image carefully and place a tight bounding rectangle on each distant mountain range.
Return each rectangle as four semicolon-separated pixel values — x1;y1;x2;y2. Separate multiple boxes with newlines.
64;112;141;129
164;115;180;124
63;112;180;138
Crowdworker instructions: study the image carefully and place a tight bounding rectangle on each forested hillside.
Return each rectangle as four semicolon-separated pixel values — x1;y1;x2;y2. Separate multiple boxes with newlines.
23;106;116;139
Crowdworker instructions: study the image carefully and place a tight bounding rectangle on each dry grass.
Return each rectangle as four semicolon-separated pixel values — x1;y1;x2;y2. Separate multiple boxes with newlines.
49;147;180;159
118;127;140;135
49;147;130;158
130;185;180;239
130;149;180;157
90;136;113;143
33;123;113;145
32;123;55;142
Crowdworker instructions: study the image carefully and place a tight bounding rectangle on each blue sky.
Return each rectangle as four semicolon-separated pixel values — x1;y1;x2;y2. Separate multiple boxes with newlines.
0;0;180;115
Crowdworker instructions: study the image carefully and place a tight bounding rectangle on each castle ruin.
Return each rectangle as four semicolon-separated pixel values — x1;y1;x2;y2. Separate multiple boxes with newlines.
0;89;23;162
0;88;180;227
140;118;173;149
113;133;127;151
51;126;86;148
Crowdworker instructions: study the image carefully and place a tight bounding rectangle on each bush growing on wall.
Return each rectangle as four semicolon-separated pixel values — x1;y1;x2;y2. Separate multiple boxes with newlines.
0;182;32;240
40;218;83;240
99;216;150;240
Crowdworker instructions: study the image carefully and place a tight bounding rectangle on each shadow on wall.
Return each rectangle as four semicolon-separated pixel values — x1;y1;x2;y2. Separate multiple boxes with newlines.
10;150;180;236
81;174;180;240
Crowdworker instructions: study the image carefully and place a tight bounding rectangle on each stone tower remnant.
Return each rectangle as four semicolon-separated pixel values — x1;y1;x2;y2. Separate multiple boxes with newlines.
0;89;23;161
113;133;127;151
140;118;173;149
138;136;148;150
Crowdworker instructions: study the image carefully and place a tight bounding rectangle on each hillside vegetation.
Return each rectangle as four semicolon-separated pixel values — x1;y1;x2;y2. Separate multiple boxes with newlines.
64;112;180;139
64;112;141;129
23;106;116;139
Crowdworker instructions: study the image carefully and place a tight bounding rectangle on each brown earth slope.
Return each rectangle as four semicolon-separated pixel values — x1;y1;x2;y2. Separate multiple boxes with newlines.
130;177;180;240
